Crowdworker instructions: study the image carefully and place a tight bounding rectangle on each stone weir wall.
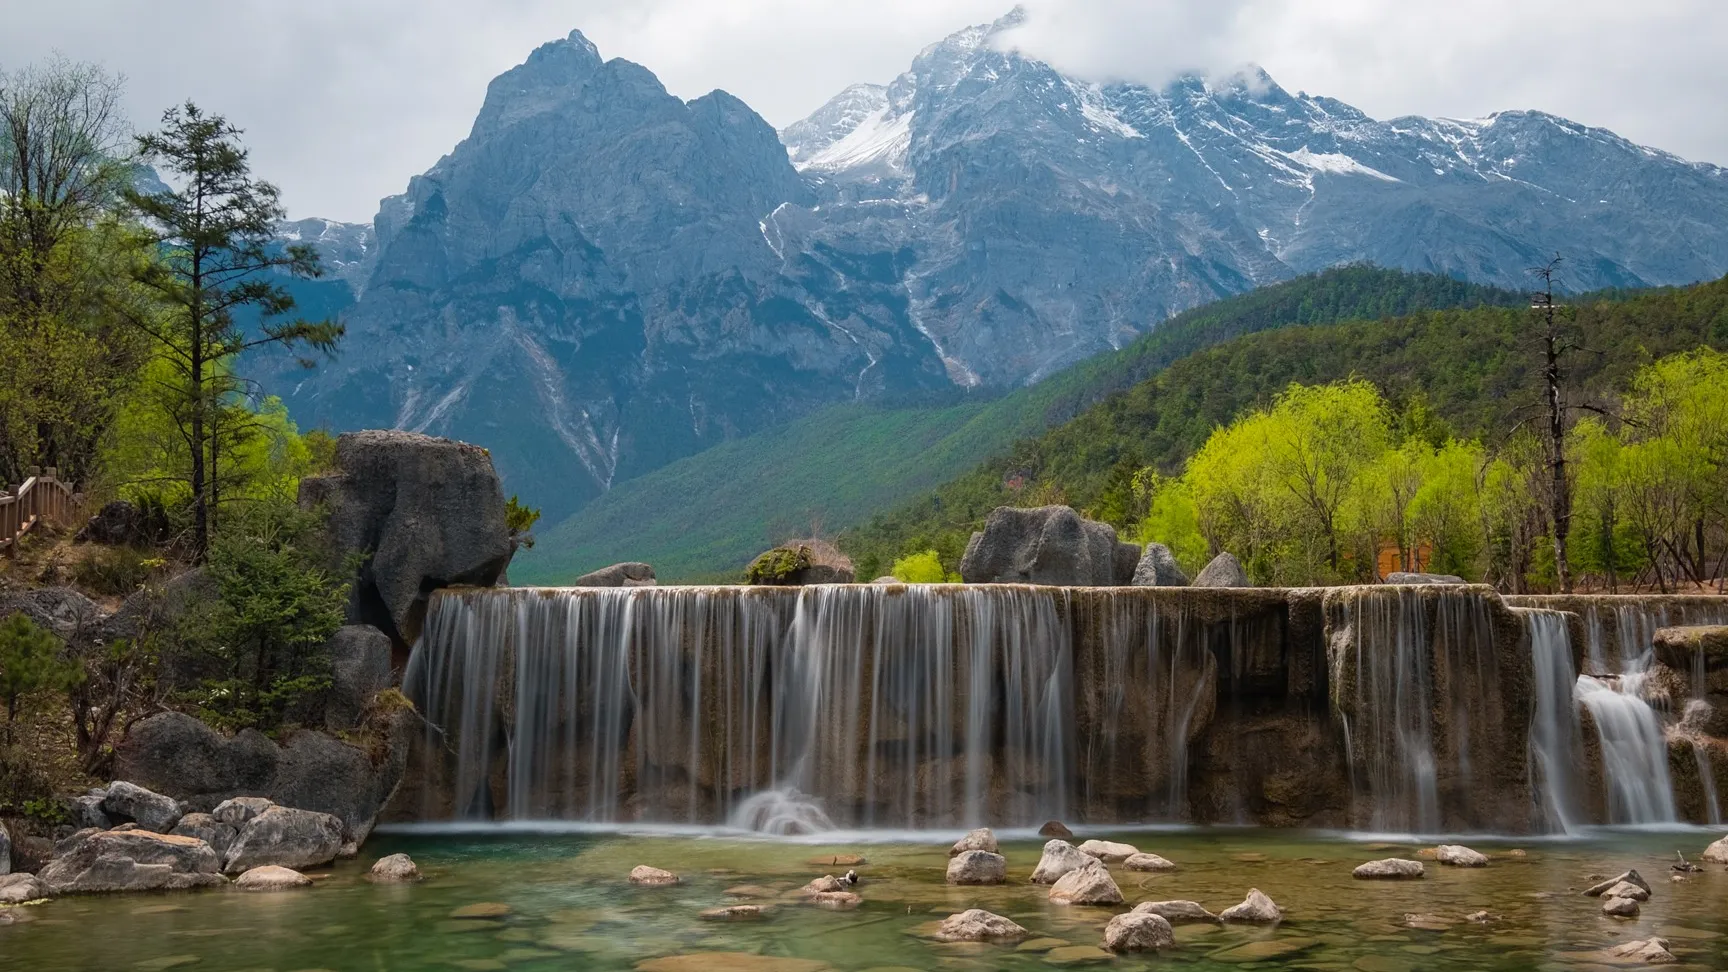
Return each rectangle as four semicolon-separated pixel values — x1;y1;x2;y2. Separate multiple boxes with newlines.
388;584;1728;834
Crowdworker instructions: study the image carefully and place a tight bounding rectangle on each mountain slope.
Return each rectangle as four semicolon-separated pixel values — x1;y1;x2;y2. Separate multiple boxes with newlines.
839;276;1728;579
513;266;1524;582
270;11;1728;530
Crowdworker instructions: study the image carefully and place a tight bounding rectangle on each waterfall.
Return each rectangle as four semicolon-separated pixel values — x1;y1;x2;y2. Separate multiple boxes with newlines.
1575;672;1676;823
408;585;1072;829
1523;609;1585;833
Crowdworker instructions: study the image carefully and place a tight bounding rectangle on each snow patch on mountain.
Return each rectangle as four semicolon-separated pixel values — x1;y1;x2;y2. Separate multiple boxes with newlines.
1283;147;1401;182
798;108;914;172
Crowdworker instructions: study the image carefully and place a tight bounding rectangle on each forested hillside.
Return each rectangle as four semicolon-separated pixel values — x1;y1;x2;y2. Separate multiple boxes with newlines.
516;266;1524;582
841;277;1728;581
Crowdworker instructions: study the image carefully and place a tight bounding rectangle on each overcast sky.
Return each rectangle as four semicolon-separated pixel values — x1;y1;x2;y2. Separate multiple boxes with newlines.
7;0;1724;222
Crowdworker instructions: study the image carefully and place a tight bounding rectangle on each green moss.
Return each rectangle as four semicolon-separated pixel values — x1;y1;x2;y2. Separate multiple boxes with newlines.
745;545;812;586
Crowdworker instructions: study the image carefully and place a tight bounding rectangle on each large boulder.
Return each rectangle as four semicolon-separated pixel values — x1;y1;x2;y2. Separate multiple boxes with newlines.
960;506;1138;586
1048;859;1123;905
1131;543;1189;587
169;813;238;859
946;850;1008;885
114;708;414;843
368;853;422;883
1435;844;1489;867
949;827;998;856
0;587;103;641
324;625;394;729
223;807;345;873
1702;835;1728;864
103;781;183;833
1192;552;1250;588
0;873;43;904
1102;911;1174;952
572;563;657;587
77;500;147;546
1030;839;1092;884
935;908;1027;943
38;830;223;894
297;430;514;647
745;540;854;585
70;791;112;831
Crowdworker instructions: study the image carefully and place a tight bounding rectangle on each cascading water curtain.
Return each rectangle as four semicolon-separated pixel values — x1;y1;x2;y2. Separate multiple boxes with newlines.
1522;609;1585;832
1336;588;1441;833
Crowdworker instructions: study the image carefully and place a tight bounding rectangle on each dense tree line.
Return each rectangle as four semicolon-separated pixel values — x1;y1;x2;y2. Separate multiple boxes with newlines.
843;276;1728;591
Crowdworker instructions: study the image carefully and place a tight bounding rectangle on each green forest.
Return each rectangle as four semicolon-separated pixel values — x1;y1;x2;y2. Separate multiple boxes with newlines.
843;277;1728;591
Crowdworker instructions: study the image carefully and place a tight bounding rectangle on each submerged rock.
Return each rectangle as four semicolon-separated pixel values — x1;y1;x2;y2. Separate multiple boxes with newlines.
1353;858;1425;879
1101;911;1174;952
1038;820;1074;839
700;904;768;921
808;890;861;910
1133;900;1218;923
946;850;1007;885
1219;888;1282;923
1077;839;1138;863
629;865;680;886
1131;544;1188;587
1030;839;1092;884
235;865;313;891
1583;870;1651;897
1048;859;1123;905
368;853;421;883
1124;853;1177;872
222;807;345;874
38;830;223;895
1435;844;1489;867
1192;552;1250;588
949;828;998;856
103;780;183;833
450;902;511;919
935;908;1028;942
1605;937;1677;963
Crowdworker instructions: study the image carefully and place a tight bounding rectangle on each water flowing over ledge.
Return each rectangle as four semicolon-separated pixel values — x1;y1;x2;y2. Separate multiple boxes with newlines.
392;584;1728;835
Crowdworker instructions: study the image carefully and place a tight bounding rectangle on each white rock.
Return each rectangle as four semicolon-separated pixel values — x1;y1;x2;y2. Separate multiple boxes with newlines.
949;827;998;856
1701;836;1728;865
1123;853;1177;872
1602;895;1640;917
1048;859;1123;905
1607;937;1676;963
234;865;312;891
1077;839;1138;863
1102;911;1174;952
628;865;679;886
1030;839;1092;885
1353;858;1425;879
1220;888;1282;923
946;850;1007;885
368;853;421;883
935;908;1027;942
1435;844;1489;867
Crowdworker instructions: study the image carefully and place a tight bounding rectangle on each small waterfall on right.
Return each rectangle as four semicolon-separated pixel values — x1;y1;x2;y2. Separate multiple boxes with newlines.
1575;672;1676;823
1523;609;1585;832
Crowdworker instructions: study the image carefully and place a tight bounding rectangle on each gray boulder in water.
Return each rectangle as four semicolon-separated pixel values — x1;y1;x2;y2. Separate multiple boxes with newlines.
1192;552;1251;588
572;562;657;587
38;830;224;894
1384;571;1467;585
298;430;514;646
223;807;346;874
103;780;183;833
959;506;1138;586
1131;543;1189;587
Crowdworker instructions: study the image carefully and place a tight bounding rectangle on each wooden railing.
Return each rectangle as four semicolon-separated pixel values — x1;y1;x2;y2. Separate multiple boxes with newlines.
1;466;82;556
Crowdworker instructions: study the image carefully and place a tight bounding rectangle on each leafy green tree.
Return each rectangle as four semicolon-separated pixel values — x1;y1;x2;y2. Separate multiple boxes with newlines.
0;613;82;744
1128;471;1208;576
120;102;342;559
506;494;542;550
890;549;959;583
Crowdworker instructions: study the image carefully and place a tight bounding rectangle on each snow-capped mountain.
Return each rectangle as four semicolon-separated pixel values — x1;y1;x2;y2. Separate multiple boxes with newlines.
268;11;1728;521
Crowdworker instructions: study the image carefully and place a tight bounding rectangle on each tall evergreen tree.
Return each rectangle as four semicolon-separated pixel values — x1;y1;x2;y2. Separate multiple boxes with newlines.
121;102;342;559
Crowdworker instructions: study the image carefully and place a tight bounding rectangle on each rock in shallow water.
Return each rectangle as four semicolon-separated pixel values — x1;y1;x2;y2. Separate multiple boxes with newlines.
368;853;421;883
1702;836;1728;865
1602;895;1641;917
1076;839;1137;863
946;850;1007;885
1031;839;1091;885
235;865;312;891
949;828;997;856
1435;844;1488;867
1353;858;1425;879
629;865;679;886
1124;852;1176;872
1583;869;1650;897
700;904;768;921
1219;888;1281;923
38;830;223;895
0;873;43;904
1605;937;1676;963
1038;820;1073;839
935;908;1027;942
1604;880;1650;901
1133;900;1218;923
223;807;344;874
1048;859;1122;905
1101;911;1173;952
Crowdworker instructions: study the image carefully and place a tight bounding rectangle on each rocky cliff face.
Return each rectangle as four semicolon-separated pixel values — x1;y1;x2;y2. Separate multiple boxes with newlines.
270;13;1728;520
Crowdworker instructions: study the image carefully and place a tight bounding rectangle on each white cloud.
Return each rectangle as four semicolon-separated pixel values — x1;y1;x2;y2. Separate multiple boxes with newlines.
4;0;1724;222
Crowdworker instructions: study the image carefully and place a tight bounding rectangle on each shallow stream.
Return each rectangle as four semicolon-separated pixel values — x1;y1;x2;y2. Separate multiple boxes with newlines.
6;827;1727;971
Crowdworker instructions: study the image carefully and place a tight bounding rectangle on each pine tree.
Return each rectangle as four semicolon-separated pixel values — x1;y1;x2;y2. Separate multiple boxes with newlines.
121;103;342;559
